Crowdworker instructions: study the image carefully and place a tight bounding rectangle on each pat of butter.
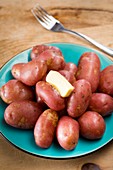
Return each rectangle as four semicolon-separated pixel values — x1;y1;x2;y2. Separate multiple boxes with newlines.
46;70;74;97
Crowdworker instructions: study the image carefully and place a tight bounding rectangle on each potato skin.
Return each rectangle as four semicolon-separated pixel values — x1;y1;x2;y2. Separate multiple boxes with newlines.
56;116;79;150
31;45;62;60
34;109;58;148
12;60;47;86
89;93;113;116
98;65;113;96
78;111;106;139
11;63;25;80
4;100;43;129
36;49;65;71
64;62;77;76
59;70;76;85
36;81;65;111
67;79;92;118
0;80;35;104
76;52;100;92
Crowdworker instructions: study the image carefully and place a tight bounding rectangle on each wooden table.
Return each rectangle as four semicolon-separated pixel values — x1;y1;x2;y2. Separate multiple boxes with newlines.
0;0;113;169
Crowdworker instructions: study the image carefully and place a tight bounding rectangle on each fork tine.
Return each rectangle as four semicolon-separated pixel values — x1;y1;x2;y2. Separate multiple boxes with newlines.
31;4;61;30
32;5;51;25
31;8;48;28
38;5;51;20
32;9;48;24
39;5;59;23
35;5;52;23
33;4;59;23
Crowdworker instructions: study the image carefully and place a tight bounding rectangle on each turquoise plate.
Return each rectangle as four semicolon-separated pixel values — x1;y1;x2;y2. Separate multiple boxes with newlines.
0;43;113;159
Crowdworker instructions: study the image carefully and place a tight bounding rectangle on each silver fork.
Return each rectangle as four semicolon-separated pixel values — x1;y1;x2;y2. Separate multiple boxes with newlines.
31;4;113;57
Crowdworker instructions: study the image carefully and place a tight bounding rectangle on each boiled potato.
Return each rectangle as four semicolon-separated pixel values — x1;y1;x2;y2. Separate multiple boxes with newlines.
59;70;76;85
36;49;66;71
0;80;35;104
36;81;65;111
34;109;58;148
12;60;47;86
31;44;62;60
67;79;92;118
4;100;43;129
56;116;79;150
98;65;113;96
11;63;25;80
89;93;113;116
78;111;106;139
64;62;77;76
76;52;100;92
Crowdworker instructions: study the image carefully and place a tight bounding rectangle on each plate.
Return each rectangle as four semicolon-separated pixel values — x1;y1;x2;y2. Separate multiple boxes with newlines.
0;43;113;159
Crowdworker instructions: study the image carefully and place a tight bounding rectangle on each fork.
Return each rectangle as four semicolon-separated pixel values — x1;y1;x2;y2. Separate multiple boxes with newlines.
31;4;113;57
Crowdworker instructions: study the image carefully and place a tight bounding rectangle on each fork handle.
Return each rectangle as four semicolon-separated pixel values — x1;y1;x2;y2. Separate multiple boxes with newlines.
61;28;113;57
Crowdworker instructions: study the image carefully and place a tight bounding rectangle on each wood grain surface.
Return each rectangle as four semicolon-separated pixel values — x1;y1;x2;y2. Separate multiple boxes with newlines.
0;0;113;170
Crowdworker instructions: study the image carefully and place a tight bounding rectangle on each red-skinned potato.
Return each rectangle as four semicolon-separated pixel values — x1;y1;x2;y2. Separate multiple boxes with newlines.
36;81;65;111
78;111;106;139
56;116;79;150
34;109;58;148
89;93;113;116
4;100;43;129
12;60;47;86
98;65;113;96
64;62;77;75
11;63;25;80
31;44;62;60
67;79;92;118
59;70;76;85
0;80;35;104
36;49;65;71
76;52;100;92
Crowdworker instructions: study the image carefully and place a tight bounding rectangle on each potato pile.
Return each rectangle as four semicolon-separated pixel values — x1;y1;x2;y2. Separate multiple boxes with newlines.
0;44;113;151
